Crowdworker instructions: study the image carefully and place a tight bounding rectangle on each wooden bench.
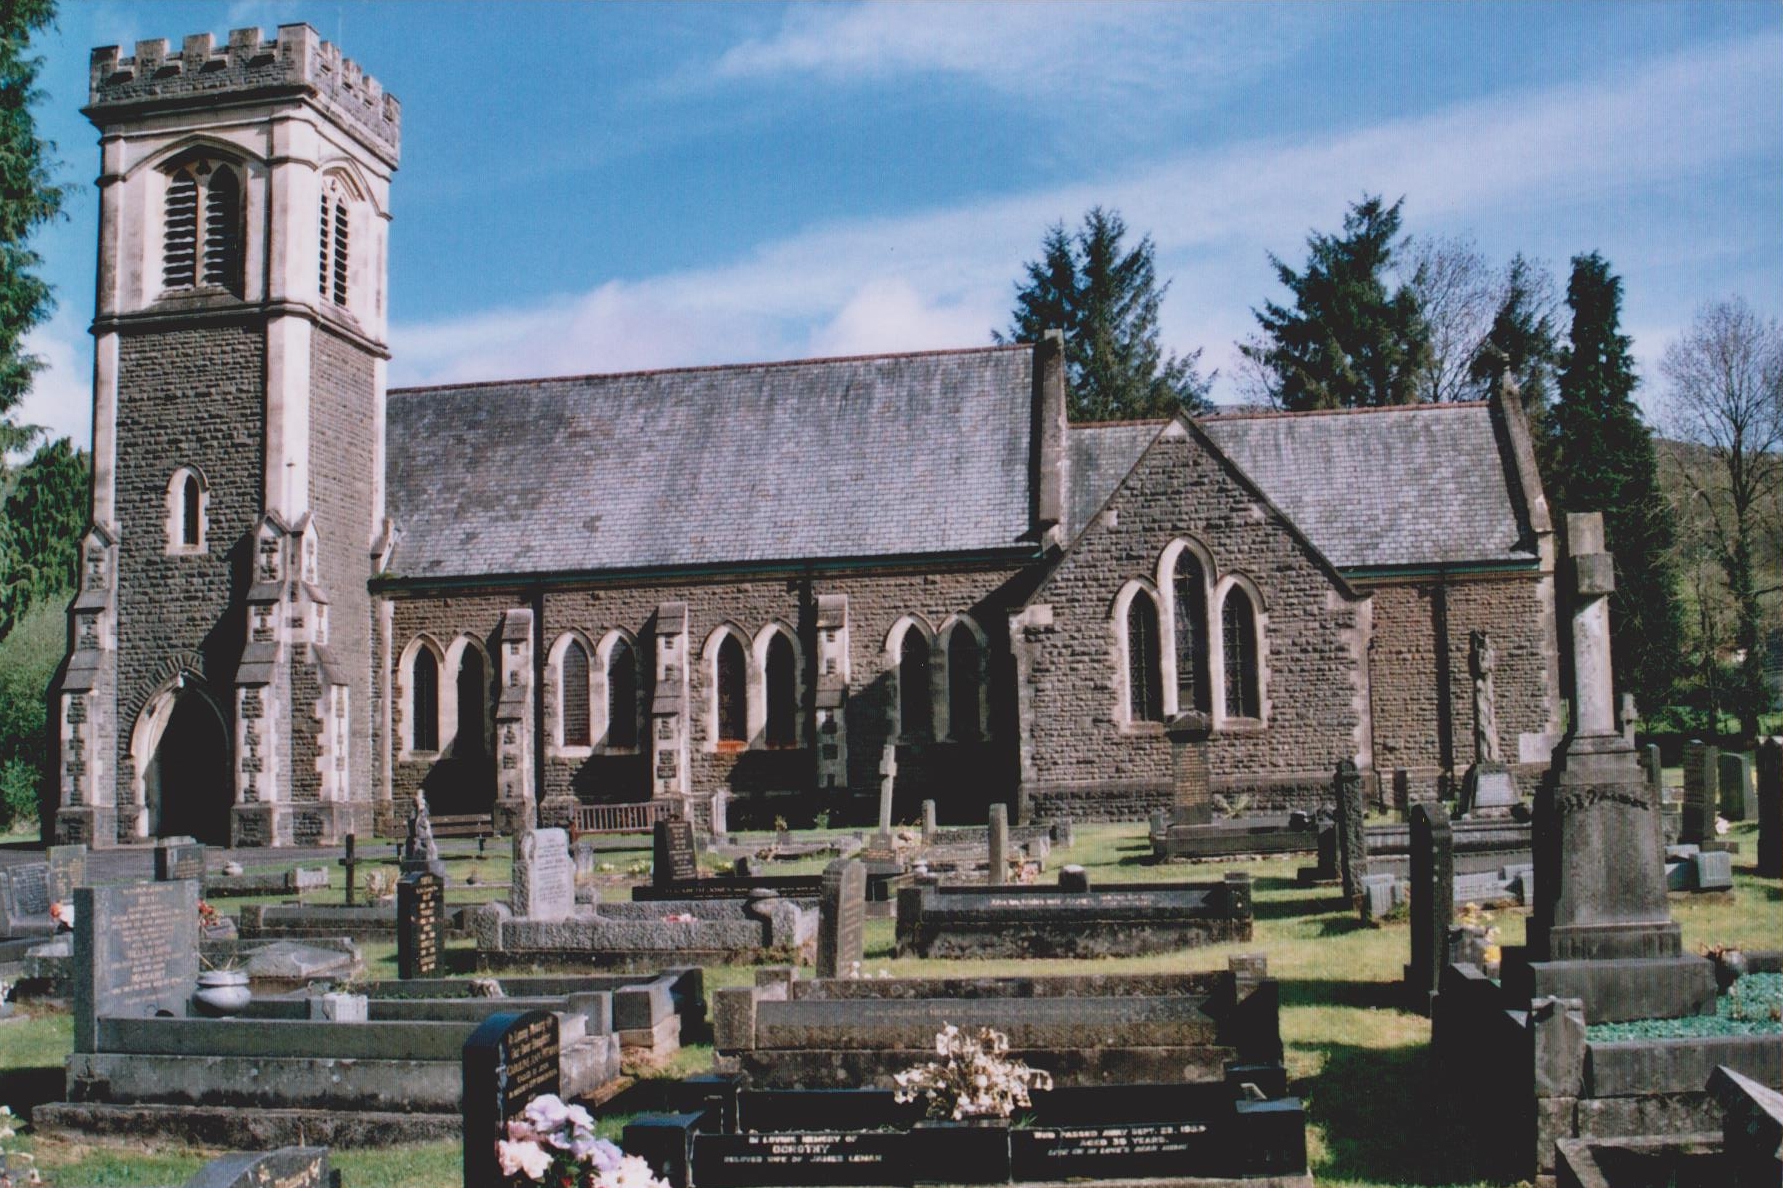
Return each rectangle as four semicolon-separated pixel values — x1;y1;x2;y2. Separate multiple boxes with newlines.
428;813;495;839
572;801;679;838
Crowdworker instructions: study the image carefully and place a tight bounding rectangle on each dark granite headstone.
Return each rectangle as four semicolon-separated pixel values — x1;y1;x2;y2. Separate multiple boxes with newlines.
815;859;866;978
73;879;200;1053
397;871;444;979
1719;751;1754;822
463;1009;561;1188
4;863;49;918
987;803;1008;887
1406;802;1453;1015
154;838;206;884
181;1147;330;1188
1681;740;1719;844
1058;864;1089;893
655;818;698;886
1639;744;1663;795
1333;759;1368;902
1757;737;1781;878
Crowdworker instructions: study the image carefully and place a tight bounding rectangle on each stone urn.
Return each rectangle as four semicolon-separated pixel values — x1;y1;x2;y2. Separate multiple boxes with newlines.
194;969;252;1017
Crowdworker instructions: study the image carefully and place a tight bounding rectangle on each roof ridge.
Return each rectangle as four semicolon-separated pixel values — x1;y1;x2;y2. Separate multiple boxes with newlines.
388;341;1031;396
1068;418;1171;430
1202;400;1489;422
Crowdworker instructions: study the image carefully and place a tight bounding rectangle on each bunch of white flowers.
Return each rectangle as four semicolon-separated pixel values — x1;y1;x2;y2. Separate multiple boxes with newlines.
892;1025;1054;1121
498;1094;669;1188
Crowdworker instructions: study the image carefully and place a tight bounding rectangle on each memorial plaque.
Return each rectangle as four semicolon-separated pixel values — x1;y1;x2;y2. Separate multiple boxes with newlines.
74;880;200;1053
155;839;207;883
655;818;698;886
1011;1121;1215;1182
695;1131;903;1188
816;859;866;978
511;828;575;922
398;871;443;979
463;1009;561;1188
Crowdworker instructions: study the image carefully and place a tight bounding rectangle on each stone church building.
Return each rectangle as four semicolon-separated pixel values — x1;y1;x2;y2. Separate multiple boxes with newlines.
51;26;1562;846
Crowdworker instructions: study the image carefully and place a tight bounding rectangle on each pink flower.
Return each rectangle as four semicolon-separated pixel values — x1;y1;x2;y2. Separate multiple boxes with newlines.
497;1138;552;1180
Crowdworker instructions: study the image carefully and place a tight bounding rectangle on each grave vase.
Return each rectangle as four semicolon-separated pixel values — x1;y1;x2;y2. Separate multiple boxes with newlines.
909;1117;1011;1183
193;969;252;1017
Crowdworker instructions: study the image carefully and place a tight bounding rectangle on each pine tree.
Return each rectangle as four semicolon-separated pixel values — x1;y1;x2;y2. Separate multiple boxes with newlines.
1548;252;1685;710
998;207;1211;422
0;0;63;454
1241;195;1431;411
1468;254;1559;465
0;436;87;634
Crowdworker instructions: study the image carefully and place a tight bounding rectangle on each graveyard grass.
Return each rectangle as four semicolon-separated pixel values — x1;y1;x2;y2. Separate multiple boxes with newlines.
4;821;1778;1188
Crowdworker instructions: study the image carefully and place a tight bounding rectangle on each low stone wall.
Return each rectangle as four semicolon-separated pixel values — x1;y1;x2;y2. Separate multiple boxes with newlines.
474;897;815;972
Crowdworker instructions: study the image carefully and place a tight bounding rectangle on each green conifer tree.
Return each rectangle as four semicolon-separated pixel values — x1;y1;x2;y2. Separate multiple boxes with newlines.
1548;252;1685;710
999;207;1211;421
0;0;63;454
1241;195;1432;410
0;436;87;633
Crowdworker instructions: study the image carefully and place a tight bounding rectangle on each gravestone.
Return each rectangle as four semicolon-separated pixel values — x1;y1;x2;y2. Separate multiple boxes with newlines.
398;870;444;979
1359;873;1400;922
1758;738;1781;878
1457;631;1520;818
1;863;51;931
1524;513;1713;1022
47;843;87;902
1392;769;1410;816
181;1147;330;1188
462;1009;561;1188
1165;710;1213;826
815;859;866;978
1692;849;1734;892
1333;759;1368;902
403;790;449;880
1639;744;1663;795
921;799;937;840
987;803;1008;887
1681;740;1719;845
860;745;899;867
1059;864;1089;893
1719;751;1754;822
154;838;206;883
511;828;575;922
1406;802;1453;1015
73;879;200;1052
654;818;698;886
1619;692;1638;746
340;833;359;906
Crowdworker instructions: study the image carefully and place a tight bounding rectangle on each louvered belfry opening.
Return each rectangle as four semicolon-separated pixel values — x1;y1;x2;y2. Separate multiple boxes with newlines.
163;159;242;295
162;168;199;289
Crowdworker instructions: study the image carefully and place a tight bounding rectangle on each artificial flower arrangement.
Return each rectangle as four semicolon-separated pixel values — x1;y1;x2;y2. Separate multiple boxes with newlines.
498;1094;669;1188
892;1025;1054;1121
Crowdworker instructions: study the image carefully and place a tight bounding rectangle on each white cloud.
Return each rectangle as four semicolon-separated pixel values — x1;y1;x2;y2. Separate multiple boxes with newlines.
11;316;90;458
391;32;1782;400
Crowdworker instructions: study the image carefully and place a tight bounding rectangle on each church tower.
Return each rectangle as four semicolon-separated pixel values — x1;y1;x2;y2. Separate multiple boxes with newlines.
54;26;399;846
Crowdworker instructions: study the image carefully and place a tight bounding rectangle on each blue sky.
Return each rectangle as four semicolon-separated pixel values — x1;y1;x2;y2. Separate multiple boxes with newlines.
16;1;1783;447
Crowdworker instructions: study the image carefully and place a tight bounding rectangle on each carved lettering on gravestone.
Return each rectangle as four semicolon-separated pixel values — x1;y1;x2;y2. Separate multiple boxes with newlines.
462;1010;561;1188
74;880;200;1053
398;871;443;979
5;864;50;918
1013;1122;1214;1182
1681;740;1718;845
511;828;576;922
654;818;698;886
816;859;866;978
154;840;206;883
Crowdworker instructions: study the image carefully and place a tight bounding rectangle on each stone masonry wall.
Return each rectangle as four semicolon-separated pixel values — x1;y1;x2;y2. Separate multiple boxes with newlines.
111;323;265;838
1365;571;1558;797
1019;425;1369;819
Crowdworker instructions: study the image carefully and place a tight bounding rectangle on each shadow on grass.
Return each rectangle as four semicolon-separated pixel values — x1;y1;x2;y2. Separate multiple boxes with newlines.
1278;978;1405;1011
1252;894;1341;922
1301;1041;1522;1186
2;1065;64;1120
1317;915;1372;937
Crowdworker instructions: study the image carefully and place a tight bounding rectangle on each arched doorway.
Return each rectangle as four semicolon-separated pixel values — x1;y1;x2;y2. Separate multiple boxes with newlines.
144;688;233;845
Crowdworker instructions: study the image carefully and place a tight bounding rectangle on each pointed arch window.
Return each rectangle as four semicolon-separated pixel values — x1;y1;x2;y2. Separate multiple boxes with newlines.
456;647;486;757
606;638;639;750
560;639;592;748
716;635;747;744
947;627;982;741
1173;555;1211;714
180;475;201;547
318;175;351;306
899;630;932;739
1222;587;1261;719
411;649;439;753
765;633;797;749
163;158;243;295
1128;591;1164;723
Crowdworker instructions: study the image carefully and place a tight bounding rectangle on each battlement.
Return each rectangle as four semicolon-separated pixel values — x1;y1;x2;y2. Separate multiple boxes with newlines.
88;24;400;159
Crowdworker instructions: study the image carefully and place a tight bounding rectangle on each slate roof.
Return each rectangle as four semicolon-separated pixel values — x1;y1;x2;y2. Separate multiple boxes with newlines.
1066;421;1165;539
383;345;1038;580
1198;402;1535;570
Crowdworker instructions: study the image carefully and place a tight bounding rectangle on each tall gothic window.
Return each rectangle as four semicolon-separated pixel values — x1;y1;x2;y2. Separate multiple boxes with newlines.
1127;591;1164;723
765;633;797;748
164;160;242;295
607;638;639;749
180;475;201;547
560;639;591;748
456;648;486;757
1174;556;1211;714
411;649;439;752
716;635;747;743
318;176;350;306
899;630;932;739
1223;587;1261;719
947;627;981;741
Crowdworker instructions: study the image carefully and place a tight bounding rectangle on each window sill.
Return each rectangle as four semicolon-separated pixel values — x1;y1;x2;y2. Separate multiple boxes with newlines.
166;545;207;557
1119;721;1167;737
399;750;439;763
1219;716;1268;734
552;745;595;761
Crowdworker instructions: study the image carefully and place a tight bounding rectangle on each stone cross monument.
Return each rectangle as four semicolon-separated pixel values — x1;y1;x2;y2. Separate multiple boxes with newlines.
1517;513;1713;1022
1458;630;1520;818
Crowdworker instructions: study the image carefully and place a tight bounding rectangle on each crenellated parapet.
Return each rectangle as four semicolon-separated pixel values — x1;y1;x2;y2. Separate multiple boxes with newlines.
88;24;400;162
